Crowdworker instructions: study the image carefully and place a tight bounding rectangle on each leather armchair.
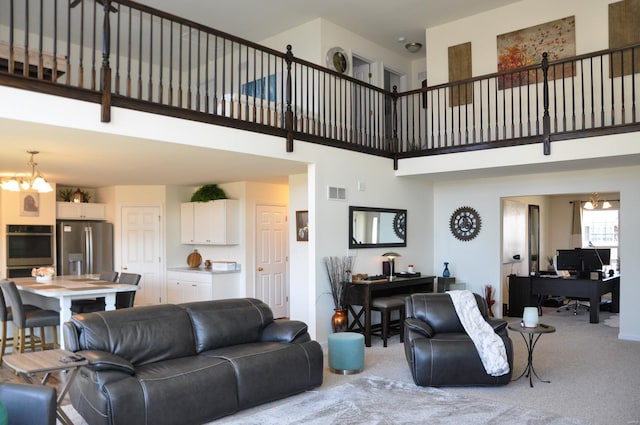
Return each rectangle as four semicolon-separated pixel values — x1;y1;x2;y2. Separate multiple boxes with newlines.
404;293;513;386
0;382;56;425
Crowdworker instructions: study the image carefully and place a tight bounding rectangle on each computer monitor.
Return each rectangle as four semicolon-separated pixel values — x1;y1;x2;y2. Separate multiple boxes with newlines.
580;248;610;272
556;249;580;271
556;248;611;275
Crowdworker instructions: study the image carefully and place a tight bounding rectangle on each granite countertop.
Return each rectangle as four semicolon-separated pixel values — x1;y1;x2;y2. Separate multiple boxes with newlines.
167;266;241;274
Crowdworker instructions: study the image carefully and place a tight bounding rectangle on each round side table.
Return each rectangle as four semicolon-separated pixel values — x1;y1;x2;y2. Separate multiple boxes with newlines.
507;322;556;387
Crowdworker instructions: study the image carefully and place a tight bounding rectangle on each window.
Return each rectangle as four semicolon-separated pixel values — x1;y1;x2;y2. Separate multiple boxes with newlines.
581;207;619;270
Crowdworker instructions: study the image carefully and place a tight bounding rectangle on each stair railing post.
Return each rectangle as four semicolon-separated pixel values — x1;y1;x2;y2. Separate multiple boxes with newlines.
542;52;550;155
285;45;294;152
100;0;112;123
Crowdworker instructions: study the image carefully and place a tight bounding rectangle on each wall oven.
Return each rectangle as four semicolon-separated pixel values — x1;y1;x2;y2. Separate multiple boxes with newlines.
6;224;54;278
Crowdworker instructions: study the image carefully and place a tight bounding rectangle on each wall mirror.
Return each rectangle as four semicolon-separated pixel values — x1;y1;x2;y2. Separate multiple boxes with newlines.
349;206;407;249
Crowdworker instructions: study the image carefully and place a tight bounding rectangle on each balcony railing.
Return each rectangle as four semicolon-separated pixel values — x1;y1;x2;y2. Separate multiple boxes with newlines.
1;0;639;164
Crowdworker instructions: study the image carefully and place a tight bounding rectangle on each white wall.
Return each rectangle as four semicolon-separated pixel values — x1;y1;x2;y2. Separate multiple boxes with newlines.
426;0;613;85
431;164;640;340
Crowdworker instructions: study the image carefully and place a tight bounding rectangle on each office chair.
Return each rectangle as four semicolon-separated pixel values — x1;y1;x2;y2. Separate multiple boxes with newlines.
557;297;590;315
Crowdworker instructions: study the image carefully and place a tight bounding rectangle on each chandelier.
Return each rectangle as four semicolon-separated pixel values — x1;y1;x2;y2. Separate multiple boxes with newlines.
1;151;53;193
584;192;612;210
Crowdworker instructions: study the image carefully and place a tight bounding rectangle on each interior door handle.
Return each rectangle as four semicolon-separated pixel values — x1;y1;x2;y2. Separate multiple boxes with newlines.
122;266;128;270
257;267;264;271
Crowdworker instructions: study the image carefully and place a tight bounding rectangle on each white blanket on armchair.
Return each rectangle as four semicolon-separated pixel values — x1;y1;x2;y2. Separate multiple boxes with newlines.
447;290;510;377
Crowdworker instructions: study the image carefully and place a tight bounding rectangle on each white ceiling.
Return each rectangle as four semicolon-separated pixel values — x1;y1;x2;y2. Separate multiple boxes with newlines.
0;0;523;189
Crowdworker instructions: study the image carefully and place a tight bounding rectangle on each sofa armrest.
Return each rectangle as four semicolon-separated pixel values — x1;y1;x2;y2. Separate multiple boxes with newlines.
405;318;434;338
486;317;508;333
261;319;309;343
80;350;135;375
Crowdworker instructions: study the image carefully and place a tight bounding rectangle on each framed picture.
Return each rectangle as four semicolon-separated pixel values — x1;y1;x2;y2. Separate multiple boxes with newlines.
20;191;40;217
497;16;576;89
296;210;309;242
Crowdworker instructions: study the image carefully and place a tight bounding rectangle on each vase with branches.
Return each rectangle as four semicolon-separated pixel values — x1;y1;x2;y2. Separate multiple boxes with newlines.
324;256;353;332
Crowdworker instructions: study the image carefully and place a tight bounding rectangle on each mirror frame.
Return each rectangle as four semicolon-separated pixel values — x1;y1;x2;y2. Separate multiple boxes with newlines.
349;206;407;249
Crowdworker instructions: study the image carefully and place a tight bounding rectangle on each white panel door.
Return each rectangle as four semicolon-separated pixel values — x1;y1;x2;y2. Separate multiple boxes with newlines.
255;205;288;318
121;205;162;305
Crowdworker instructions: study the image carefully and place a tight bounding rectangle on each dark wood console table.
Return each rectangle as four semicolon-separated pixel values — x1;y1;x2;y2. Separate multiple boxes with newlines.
510;274;620;323
347;275;435;347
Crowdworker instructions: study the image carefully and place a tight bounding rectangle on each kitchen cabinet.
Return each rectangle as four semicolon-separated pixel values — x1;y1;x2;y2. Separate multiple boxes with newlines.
56;202;106;220
180;199;239;245
166;270;241;304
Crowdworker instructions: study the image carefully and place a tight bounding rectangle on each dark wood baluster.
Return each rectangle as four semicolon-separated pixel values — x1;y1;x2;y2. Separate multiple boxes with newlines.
571;61;576;131
168;21;173;106
620;48;625;125
632;47;637;123
561;63;566;131
599;54;604;127
137;11;142;100
266;51;271;125
526;69;531;136
38;0;43;80
542;52;551;155
114;2;120;95
8;0;14;74
221;38;226;117
229;41;232;118
204;33;209;114
90;0;96;89
213;35;218;116
195;29;201;111
552;68;558;132
79;0;85;87
148;15;154;102
52;0;58;81
178;23;183;108
186;26;192;110
535;68;540;135
65;0;70;85
23;0;29;78
252;47;257;123
158;17;163;104
126;9;131;97
580;60;586;130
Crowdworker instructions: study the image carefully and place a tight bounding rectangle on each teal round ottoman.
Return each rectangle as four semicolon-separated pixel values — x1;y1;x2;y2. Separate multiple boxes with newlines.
328;332;364;374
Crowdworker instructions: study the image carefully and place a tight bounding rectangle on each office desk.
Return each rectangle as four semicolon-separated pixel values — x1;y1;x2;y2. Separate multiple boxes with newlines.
13;275;139;348
530;274;619;324
347;275;435;347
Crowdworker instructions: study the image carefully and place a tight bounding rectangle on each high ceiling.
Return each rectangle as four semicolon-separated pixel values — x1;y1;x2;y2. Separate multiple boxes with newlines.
0;0;522;189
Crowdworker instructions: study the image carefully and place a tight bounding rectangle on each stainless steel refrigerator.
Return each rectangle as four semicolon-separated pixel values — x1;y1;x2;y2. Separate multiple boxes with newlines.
57;221;114;276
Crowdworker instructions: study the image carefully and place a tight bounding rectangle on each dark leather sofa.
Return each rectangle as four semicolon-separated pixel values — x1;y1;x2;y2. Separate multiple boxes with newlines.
404;293;513;386
63;298;323;425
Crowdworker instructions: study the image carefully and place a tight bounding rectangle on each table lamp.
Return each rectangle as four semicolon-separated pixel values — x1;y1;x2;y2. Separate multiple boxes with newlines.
382;252;401;280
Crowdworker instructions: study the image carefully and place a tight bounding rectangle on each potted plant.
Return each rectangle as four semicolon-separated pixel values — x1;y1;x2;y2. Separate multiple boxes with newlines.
323;256;353;332
59;188;73;202
191;184;226;202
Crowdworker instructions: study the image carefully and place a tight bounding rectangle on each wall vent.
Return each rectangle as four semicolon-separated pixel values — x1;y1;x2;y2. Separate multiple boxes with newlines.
327;186;347;201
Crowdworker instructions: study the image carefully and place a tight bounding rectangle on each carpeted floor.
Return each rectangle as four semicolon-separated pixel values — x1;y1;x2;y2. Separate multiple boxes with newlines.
215;376;591;425
60;307;640;425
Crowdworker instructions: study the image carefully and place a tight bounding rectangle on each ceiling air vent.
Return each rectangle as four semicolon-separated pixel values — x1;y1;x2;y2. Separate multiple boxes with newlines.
327;186;346;201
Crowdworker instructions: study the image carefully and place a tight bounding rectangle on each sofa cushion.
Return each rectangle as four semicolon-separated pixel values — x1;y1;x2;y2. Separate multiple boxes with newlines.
201;340;324;409
70;304;196;365
182;298;274;352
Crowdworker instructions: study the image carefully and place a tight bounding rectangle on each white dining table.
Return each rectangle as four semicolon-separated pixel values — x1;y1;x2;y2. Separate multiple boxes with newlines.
12;275;139;348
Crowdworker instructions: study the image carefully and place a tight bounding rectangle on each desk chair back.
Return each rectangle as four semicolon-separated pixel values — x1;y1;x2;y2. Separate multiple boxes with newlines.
116;273;141;309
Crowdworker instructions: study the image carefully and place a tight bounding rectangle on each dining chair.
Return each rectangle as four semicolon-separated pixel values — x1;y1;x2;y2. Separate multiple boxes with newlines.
115;273;142;309
70;271;119;314
0;382;56;425
0;281;59;353
0;283;42;362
